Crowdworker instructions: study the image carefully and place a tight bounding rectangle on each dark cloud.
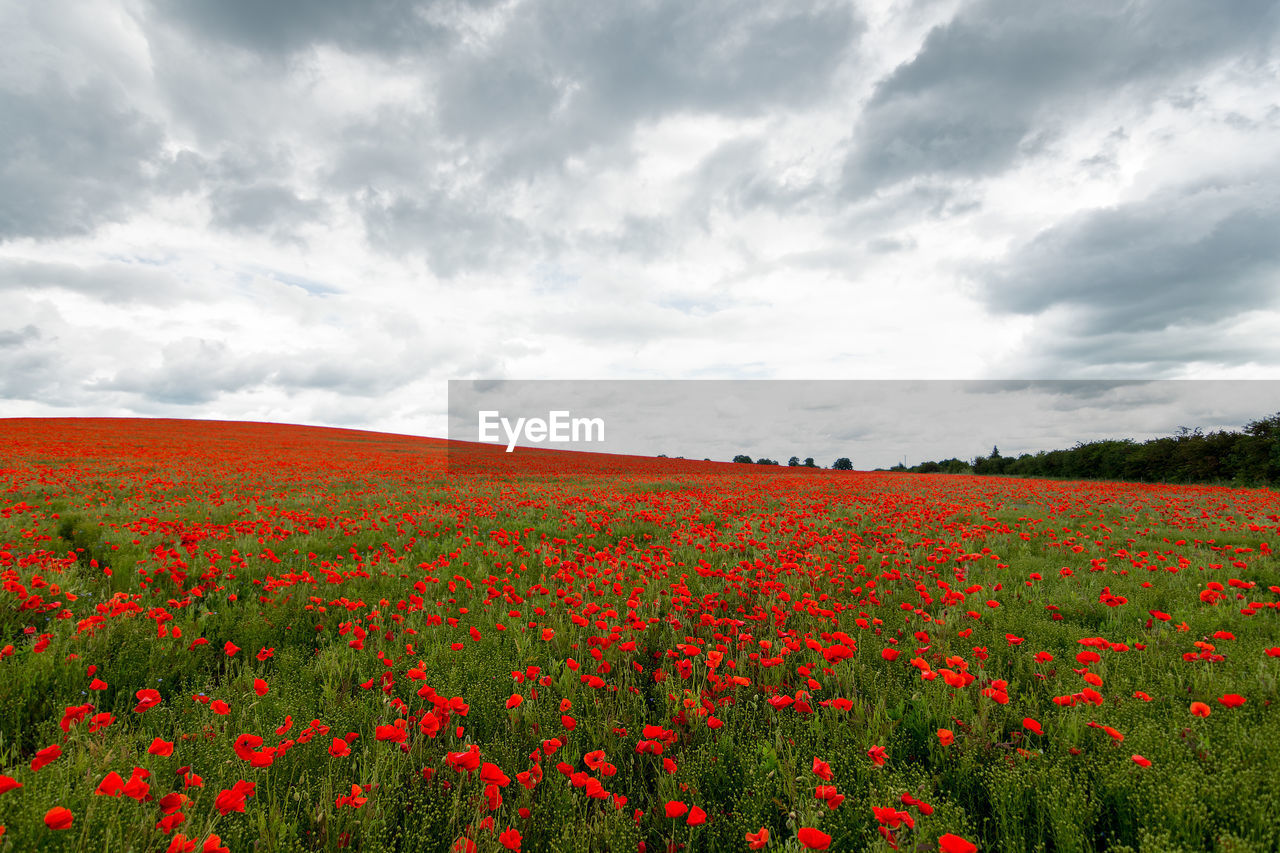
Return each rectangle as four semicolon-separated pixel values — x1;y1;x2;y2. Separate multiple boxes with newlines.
0;259;192;305
339;1;859;266
979;183;1280;336
842;0;1278;195
208;183;327;240
0;325;40;348
440;1;859;167
96;339;270;405
360;191;536;277
146;0;473;57
960;380;1155;400
272;353;428;397
0;80;163;241
1025;327;1280;376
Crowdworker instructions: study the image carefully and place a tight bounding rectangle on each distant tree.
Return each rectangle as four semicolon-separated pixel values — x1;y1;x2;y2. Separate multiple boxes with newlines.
657;453;668;458
938;458;973;474
973;446;1008;475
787;456;801;467
832;457;853;470
803;457;817;468
732;454;753;464
756;458;779;466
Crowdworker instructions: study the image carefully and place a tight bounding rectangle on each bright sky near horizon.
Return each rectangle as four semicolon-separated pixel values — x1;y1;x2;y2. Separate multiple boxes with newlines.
2;1;1278;464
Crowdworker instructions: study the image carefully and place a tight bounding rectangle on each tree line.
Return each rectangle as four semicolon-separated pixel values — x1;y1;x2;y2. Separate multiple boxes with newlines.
731;455;853;470
883;411;1280;487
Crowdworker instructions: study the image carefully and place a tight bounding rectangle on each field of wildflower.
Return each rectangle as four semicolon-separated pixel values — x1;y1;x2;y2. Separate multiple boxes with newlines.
1;418;1277;853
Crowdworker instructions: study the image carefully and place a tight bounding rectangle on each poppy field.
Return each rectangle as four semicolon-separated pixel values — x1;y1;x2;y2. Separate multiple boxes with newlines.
1;418;1278;853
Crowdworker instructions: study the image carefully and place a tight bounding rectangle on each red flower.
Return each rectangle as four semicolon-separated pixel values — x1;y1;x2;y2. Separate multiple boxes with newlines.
134;688;162;713
687;806;706;826
1190;701;1211;718
44;806;73;831
1219;694;1246;708
375;723;408;744
866;745;887;766
938;833;977;853
664;800;688;818
335;784;368;809
223;641;240;657
1131;755;1151;767
96;771;125;797
1022;718;1043;736
202;834;229;853
166;834;196;853
253;679;269;697
797;827;831;850
812;756;833;781
214;780;255;816
746;827;770;850
446;744;481;772
498;827;522;851
481;762;511;787
149;738;175;757
122;766;151;802
329;738;351;757
937;729;955;746
0;775;22;795
31;744;62;771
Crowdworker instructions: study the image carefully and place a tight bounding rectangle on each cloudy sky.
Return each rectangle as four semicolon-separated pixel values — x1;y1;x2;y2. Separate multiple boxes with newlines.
2;0;1279;459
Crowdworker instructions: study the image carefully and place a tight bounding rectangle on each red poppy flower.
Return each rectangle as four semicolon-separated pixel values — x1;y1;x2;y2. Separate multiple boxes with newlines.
498;827;522;851
96;771;125;797
134;688;162;713
938;833;977;853
31;744;62;771
166;834;196;853
797;827;831;850
44;806;73;831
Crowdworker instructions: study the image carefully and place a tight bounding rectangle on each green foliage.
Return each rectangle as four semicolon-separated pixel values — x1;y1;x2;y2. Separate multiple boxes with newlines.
901;411;1280;486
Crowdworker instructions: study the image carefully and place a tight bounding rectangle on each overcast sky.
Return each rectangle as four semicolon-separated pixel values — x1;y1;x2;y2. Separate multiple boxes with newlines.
2;0;1279;461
